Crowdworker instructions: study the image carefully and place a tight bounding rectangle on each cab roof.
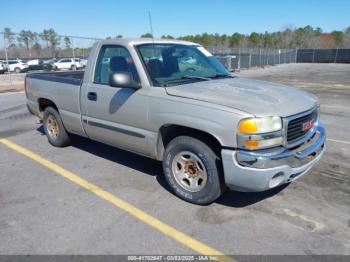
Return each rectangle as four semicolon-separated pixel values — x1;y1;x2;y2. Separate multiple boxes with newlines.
98;38;198;46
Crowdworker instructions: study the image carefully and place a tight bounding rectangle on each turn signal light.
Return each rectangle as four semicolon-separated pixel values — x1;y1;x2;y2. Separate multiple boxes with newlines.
244;140;259;148
239;119;257;133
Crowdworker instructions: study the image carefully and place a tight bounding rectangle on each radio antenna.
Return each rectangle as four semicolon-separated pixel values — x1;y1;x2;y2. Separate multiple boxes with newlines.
148;11;156;56
148;11;154;39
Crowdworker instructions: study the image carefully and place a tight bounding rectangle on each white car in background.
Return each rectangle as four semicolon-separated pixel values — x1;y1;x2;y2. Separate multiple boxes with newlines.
27;59;41;66
80;58;88;67
7;60;29;73
0;60;8;74
53;58;84;70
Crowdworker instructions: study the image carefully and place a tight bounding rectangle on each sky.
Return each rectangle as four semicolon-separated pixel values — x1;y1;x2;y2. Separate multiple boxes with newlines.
1;0;349;38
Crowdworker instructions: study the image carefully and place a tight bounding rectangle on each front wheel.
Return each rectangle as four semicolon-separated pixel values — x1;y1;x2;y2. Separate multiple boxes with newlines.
163;136;225;205
43;107;71;147
14;67;21;73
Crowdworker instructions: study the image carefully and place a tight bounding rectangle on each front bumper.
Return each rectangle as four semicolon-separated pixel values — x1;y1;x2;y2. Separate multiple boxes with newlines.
221;122;326;192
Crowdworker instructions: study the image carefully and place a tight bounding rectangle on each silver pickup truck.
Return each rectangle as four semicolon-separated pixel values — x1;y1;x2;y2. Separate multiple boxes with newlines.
26;38;326;204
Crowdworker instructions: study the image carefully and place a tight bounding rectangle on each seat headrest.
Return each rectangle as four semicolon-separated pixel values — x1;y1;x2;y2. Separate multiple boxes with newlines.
110;56;128;72
147;59;164;78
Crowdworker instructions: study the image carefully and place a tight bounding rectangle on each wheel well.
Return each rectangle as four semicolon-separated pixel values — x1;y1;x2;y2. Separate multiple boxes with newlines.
159;125;222;157
38;98;58;112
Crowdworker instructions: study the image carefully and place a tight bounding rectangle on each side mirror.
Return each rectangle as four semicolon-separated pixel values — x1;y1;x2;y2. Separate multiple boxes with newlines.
109;72;141;89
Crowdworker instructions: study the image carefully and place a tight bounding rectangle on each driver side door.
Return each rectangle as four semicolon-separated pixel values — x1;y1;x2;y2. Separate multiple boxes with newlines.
82;44;150;155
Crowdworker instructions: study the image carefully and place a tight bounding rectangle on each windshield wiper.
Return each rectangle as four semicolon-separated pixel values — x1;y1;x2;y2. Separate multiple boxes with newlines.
161;75;210;86
181;75;211;81
208;73;233;79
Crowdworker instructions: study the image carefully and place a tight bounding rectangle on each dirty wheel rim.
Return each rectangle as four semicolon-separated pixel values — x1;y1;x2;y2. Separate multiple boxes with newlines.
171;151;207;192
47;114;59;139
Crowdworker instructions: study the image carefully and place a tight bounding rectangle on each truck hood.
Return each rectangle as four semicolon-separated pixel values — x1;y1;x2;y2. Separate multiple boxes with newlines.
165;77;318;117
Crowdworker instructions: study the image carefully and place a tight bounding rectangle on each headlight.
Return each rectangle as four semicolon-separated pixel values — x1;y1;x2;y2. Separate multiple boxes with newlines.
237;117;283;150
238;116;282;134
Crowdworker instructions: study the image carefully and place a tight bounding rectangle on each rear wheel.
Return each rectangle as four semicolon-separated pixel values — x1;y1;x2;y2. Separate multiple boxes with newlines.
43;107;71;147
71;65;77;71
14;67;21;73
163;136;225;205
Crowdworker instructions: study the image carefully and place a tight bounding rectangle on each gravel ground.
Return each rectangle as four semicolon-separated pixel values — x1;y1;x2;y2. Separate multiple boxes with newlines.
0;73;25;93
235;63;350;90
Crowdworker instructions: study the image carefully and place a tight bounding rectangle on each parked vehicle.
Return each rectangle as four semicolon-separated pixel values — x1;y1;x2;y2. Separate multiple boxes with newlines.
53;58;84;70
41;59;57;71
27;59;42;66
26;39;326;204
0;60;7;74
80;58;88;67
7;60;29;73
26;59;44;71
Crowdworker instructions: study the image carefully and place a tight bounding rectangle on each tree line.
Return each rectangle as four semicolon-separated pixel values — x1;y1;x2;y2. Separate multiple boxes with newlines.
1;28;92;58
137;26;350;49
2;25;350;59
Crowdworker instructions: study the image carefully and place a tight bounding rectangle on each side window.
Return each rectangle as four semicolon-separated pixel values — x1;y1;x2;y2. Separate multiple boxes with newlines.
94;45;138;85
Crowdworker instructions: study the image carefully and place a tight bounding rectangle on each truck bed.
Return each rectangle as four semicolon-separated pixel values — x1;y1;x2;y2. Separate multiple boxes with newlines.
27;71;84;86
26;70;85;135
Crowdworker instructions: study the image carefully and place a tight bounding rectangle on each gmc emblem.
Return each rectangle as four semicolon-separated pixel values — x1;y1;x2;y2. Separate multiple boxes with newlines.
302;120;314;131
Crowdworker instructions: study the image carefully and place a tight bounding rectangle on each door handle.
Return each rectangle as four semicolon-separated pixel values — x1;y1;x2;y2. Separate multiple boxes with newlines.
87;92;97;101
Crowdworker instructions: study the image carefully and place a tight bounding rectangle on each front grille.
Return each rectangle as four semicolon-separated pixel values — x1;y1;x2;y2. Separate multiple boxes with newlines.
287;109;317;143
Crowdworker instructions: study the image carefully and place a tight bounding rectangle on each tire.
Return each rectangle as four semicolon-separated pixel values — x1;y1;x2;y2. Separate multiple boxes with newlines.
163;136;225;205
43;107;71;147
14;67;21;73
71;65;77;71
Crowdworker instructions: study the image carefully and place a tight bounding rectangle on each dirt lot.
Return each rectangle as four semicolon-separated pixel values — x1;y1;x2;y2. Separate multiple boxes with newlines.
0;63;349;257
0;73;25;93
236;63;350;90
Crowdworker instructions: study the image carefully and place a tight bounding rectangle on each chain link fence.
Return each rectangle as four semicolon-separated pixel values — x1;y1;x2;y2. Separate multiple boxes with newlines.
0;32;99;60
0;31;100;87
207;47;297;71
296;48;350;63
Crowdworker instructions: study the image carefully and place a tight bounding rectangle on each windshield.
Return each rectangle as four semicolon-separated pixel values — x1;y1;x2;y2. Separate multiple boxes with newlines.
137;44;231;86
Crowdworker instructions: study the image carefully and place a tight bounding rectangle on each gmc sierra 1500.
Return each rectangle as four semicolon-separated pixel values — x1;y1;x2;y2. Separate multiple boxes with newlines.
26;38;326;204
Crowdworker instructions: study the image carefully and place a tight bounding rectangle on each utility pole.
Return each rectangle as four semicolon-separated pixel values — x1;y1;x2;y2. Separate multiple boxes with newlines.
334;48;339;63
248;49;252;68
72;38;76;70
3;33;12;86
278;49;281;64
